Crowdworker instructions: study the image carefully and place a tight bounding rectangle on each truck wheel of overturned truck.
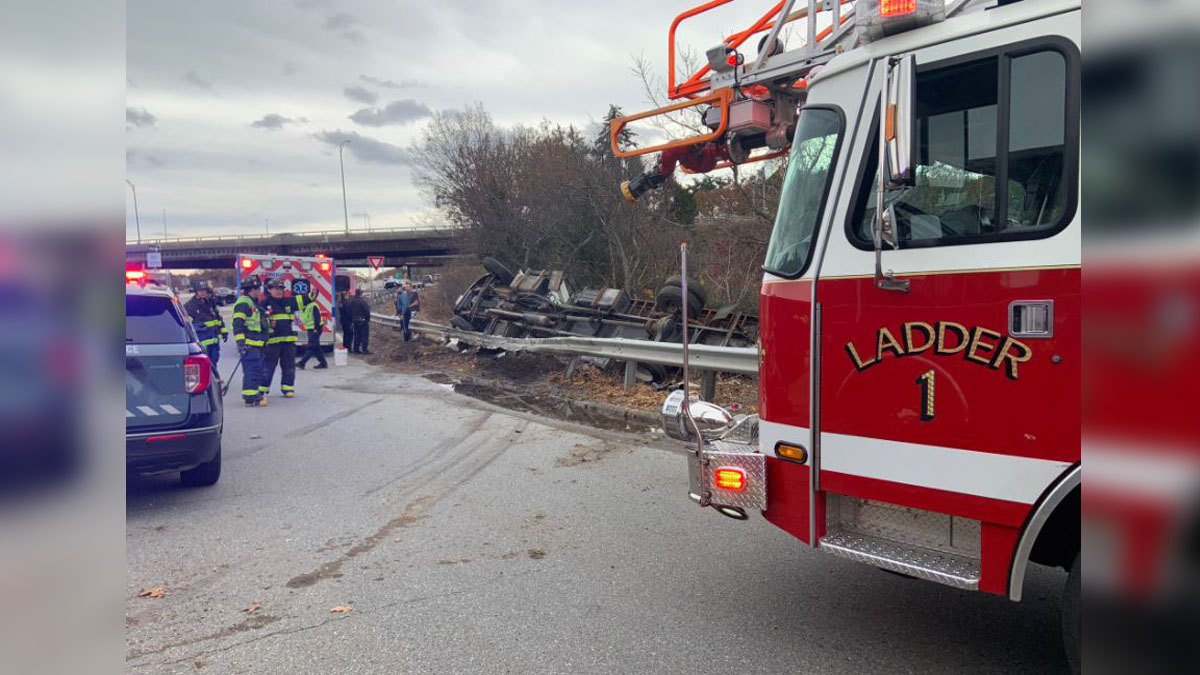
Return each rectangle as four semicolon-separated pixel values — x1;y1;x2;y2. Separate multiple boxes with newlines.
655;285;703;318
1063;552;1079;675
450;315;475;332
482;257;514;285
636;363;667;384
662;275;708;308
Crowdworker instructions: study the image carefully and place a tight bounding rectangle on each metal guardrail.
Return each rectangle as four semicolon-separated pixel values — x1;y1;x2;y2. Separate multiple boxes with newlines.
369;312;759;375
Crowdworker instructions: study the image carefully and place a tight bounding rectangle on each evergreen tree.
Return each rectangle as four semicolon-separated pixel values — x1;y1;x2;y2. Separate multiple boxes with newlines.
595;104;636;157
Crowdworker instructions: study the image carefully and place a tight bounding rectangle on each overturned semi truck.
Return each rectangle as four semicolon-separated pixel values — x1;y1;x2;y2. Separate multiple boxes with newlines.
450;258;758;384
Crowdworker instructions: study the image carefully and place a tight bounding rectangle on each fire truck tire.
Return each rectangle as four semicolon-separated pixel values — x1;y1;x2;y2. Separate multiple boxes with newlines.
482;257;514;285
180;444;221;487
663;275;708;308
450;315;475;332
1063;552;1080;675
656;285;703;318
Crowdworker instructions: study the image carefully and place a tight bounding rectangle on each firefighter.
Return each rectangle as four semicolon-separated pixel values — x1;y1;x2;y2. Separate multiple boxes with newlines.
231;278;268;407
261;279;300;398
184;284;227;366
296;286;328;369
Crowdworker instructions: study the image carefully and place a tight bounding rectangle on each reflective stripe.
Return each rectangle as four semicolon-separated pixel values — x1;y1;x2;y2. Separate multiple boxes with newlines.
271;313;294;320
267;335;297;343
200;337;219;346
232;312;249;319
259;386;269;392
204;319;222;327
242;389;260;396
281;385;295;391
234;333;245;341
244;339;265;347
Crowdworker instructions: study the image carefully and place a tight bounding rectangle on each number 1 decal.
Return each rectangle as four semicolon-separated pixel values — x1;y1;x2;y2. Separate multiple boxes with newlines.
916;369;935;421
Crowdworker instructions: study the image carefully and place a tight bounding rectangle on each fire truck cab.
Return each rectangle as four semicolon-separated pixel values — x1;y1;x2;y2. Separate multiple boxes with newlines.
640;0;1080;669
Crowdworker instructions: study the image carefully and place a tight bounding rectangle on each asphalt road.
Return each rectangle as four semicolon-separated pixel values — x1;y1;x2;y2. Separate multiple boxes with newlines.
126;337;1069;674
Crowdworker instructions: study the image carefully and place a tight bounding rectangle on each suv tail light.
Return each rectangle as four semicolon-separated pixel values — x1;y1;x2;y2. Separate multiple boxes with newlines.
184;354;212;393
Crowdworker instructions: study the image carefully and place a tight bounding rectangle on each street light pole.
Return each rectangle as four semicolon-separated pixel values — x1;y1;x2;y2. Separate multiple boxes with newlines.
126;179;141;243
265;218;269;235
338;140;350;235
162;208;167;239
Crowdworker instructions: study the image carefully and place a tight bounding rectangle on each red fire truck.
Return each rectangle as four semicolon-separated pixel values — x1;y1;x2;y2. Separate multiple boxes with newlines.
236;253;338;349
618;0;1080;669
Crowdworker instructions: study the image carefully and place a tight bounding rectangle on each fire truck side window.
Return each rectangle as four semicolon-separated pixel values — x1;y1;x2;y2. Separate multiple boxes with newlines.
850;45;1074;249
763;107;843;277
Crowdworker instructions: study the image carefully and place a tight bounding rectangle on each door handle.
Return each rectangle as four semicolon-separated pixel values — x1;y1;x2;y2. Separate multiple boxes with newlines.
1009;300;1053;338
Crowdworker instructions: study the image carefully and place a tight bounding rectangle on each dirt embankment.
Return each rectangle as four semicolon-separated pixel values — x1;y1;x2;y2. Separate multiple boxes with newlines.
363;324;759;417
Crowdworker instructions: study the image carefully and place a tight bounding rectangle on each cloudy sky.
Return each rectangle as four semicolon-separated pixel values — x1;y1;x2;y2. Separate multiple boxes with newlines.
125;0;766;240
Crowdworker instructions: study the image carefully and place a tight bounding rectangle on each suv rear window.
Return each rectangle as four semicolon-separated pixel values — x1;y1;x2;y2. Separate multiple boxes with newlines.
126;295;191;344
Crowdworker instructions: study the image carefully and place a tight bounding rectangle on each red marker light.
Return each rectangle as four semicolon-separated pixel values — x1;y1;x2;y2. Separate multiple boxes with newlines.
146;434;187;443
319;262;331;272
184;354;212;393
241;258;254;269
714;467;746;491
880;0;917;17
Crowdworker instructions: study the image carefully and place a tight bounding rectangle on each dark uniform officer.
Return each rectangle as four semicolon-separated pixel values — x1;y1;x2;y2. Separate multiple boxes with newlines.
296;286;328;369
261;279;300;398
184;284;227;366
231;278;269;406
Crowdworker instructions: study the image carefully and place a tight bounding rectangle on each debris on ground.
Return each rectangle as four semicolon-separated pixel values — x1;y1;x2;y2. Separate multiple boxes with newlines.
137;588;166;599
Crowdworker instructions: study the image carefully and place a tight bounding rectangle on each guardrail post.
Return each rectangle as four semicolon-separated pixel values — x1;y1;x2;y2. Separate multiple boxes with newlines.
623;361;637;388
701;370;717;401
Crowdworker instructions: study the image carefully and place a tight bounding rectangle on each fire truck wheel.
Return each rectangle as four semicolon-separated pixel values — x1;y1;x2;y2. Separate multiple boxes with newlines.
656;285;703;318
1063;552;1080;675
450;315;475;332
482;257;514;285
663;274;708;308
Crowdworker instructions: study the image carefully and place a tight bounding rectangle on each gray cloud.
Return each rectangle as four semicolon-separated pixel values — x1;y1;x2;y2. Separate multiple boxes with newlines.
343;85;377;105
251;113;295;130
359;74;422;90
127;148;164;169
348;99;432;127
282;61;299;77
184;70;214;91
324;12;354;30
314;130;410;166
126;106;156;129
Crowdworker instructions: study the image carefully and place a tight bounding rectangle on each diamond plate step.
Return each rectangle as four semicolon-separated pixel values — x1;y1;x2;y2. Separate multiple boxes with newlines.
819;531;981;590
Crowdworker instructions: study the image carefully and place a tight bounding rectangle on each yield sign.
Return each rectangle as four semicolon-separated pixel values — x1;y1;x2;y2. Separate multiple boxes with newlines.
367;255;385;270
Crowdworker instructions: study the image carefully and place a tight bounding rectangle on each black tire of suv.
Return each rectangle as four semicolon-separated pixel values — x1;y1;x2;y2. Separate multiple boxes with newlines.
1063;552;1080;675
655;285;703;318
450;315;475;332
181;444;221;487
662;275;708;308
482;257;515;285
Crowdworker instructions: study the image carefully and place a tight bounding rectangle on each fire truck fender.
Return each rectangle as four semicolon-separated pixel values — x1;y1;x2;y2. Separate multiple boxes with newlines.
1008;464;1081;601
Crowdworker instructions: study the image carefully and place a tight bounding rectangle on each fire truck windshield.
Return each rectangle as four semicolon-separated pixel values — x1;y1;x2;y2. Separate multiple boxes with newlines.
763;107;843;278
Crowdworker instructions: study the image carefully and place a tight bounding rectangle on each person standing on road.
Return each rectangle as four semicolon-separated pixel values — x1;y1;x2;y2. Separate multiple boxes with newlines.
394;282;417;342
261;280;300;398
184;284;227;366
350;288;372;355
296;286;328;370
338;291;355;351
231;278;269;407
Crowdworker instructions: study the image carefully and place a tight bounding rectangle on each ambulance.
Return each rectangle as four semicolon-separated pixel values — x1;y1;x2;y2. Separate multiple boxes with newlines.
235;253;338;350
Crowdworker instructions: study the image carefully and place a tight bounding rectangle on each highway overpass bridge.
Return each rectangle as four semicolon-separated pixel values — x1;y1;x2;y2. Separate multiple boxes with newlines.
125;227;466;270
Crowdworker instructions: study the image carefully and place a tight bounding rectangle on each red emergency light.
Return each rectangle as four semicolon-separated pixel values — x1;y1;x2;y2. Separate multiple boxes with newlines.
714;467;746;492
319;261;331;272
241;258;254;269
126;269;146;283
880;0;917;16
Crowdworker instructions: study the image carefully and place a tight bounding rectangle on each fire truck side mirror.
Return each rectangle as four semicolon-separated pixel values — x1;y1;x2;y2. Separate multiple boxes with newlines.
883;53;916;188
